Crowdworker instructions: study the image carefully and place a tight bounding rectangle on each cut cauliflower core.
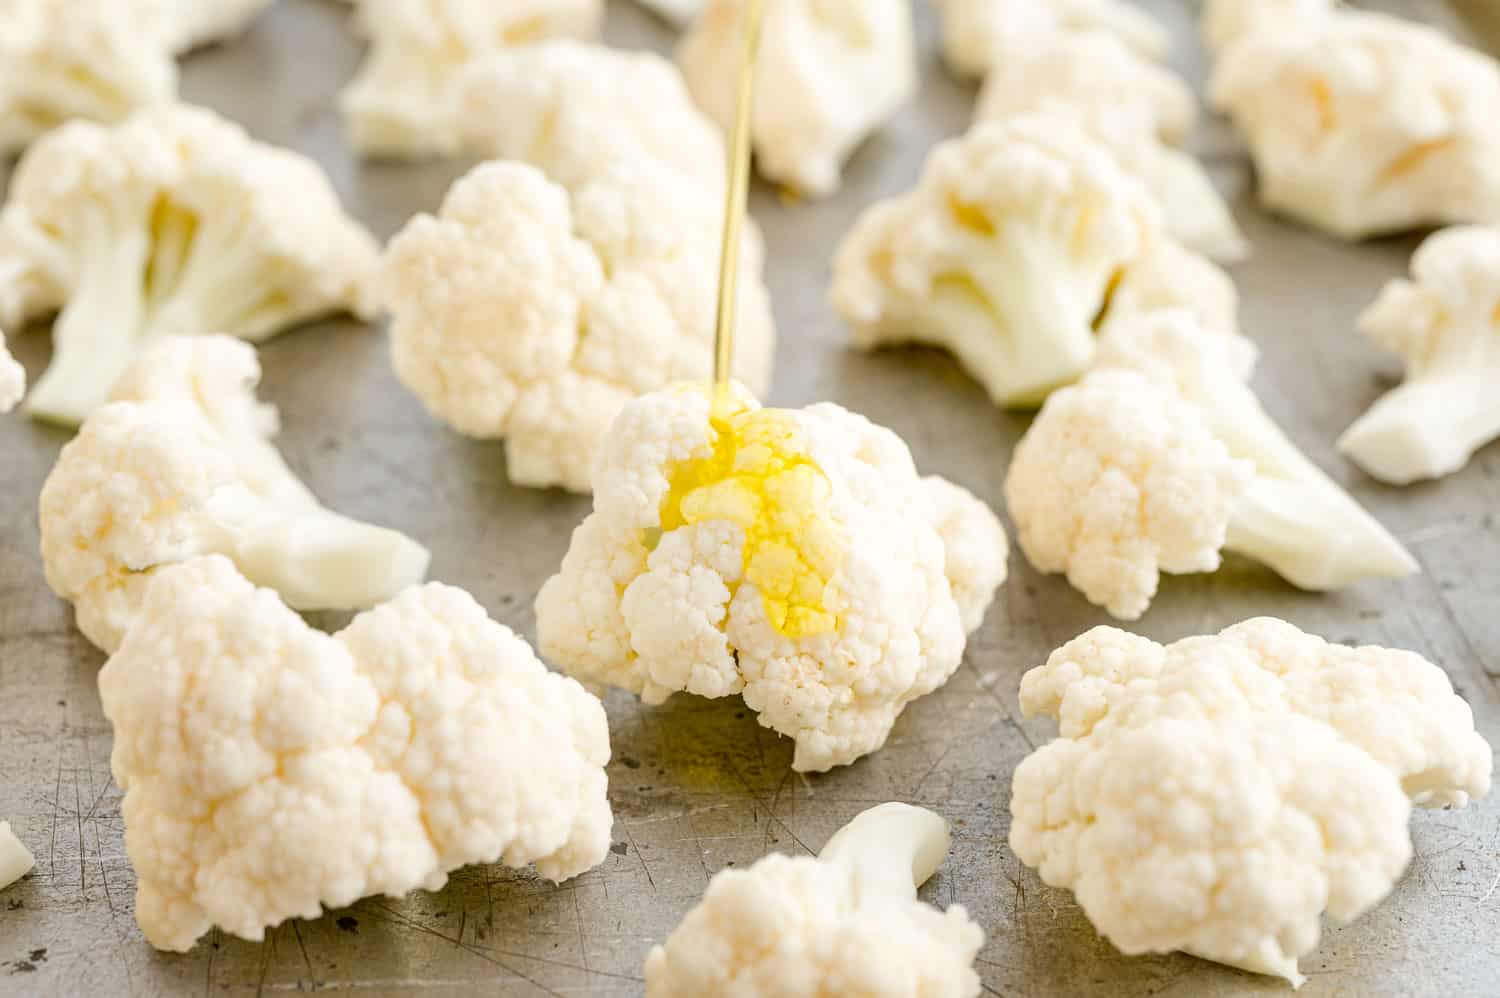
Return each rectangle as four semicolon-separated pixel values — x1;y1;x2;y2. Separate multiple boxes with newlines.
931;0;1170;78
100;555;613;952
536;384;1008;772
0;822;35;892
1011;619;1493;986
0;104;378;426
645;803;985;996
40;335;430;654
0;329;22;413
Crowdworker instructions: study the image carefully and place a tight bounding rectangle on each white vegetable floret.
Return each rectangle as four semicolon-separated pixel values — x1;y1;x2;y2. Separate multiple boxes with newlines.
677;0;916;197
1201;0;1333;57
1097;239;1247;365
535;384;1009;772
1011;618;1492;986
40;335;430;653
0;329;23;413
340;0;603;159
931;0;1169;78
1005;309;1417;619
100;555;613;952
1210;11;1500;240
382;161;774;493
1340;225;1500;484
0;104;379;426
976;33;1247;261
645;803;984;996
0;822;34;892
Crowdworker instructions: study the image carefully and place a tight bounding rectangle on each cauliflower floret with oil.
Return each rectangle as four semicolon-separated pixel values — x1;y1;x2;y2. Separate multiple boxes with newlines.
677;0;916;197
40;335;430;653
340;0;603;159
931;0;1170;78
0;104;378;426
0;329;22;412
645;804;984;996
100;555;612;952
1340;225;1500;484
535;385;1009;772
1201;0;1333;57
1210;12;1500;240
1010;619;1492;985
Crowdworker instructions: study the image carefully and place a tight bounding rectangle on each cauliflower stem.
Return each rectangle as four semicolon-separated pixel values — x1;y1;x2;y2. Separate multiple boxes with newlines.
1340;368;1500;484
817;802;953;904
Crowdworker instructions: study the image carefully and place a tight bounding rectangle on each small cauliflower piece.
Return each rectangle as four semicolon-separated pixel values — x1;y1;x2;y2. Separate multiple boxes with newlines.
0;104;378;426
536;384;1008;772
1005;309;1417;619
677;0;916;197
100;555;612;952
383;160;774;493
1011;619;1492;985
1210;12;1500;240
1340;225;1500;484
1201;0;1333;57
0;822;34;892
832;115;1161;408
341;0;603;159
923;476;1009;634
0;329;23;413
976;32;1247;261
1095;238;1246;359
645;803;984;996
40;335;430;653
931;0;1170;78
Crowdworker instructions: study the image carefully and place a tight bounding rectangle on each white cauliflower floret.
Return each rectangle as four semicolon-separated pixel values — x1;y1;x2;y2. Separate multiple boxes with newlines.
1006;309;1417;619
340;0;603;159
931;0;1169;78
1011;619;1492;985
832;115;1160;409
1340;225;1500;484
0;822;34;892
677;0;916;197
0;329;22;413
1210;11;1500;240
383;161;775;493
535;384;1009;772
976;32;1247;261
0;104;378;426
922;476;1009;633
1201;0;1333;57
1095;239;1247;362
100;555;613;952
40;335;430;653
645;803;984;996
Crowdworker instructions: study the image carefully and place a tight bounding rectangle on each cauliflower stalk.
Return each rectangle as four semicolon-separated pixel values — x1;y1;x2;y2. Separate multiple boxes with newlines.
535;384;1009;772
0;105;378;426
1340;225;1500;484
1011;618;1492;986
40;335;430;653
645;803;984;996
0;329;23;412
1005;309;1417;619
100;555;613;952
931;0;1169;78
0;822;34;892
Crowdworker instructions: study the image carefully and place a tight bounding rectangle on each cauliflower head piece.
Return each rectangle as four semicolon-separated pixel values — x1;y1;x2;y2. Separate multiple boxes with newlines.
341;0;603;159
1011;618;1492;985
0;104;379;426
0;329;22;413
1005;309;1416;619
40;335;430;653
646;804;984;996
832;115;1162;409
1340;224;1500;484
931;0;1169;78
677;0;916;197
100;555;613;952
1210;11;1500;240
535;384;1008;772
1201;0;1334;57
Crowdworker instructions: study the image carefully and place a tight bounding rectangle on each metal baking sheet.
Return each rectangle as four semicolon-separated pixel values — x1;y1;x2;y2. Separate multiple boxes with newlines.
2;1;1497;994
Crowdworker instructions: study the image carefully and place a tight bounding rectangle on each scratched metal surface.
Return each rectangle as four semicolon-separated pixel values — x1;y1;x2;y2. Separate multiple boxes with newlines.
1;0;1498;995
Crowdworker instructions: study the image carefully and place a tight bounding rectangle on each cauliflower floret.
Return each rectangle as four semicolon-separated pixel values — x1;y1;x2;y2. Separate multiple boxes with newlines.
931;0;1169;78
100;555;613;952
383;161;775;493
976;32;1247;261
40;335;430;653
1011;619;1492;985
340;0;603;159
1340;225;1500;484
1210;11;1500;240
0;329;22;412
1202;0;1334;57
0;822;34;892
645;803;984;996
535;384;1008;772
0;104;378;426
1095;239;1247;364
677;0;916;197
1006;309;1417;619
832;115;1161;409
922;476;1009;633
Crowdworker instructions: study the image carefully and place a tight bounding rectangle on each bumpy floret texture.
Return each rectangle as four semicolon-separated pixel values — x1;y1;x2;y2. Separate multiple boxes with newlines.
535;385;1008;771
932;0;1169;78
1201;0;1333;56
100;555;612;952
0;330;22;412
1211;11;1500;239
1011;619;1492;984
